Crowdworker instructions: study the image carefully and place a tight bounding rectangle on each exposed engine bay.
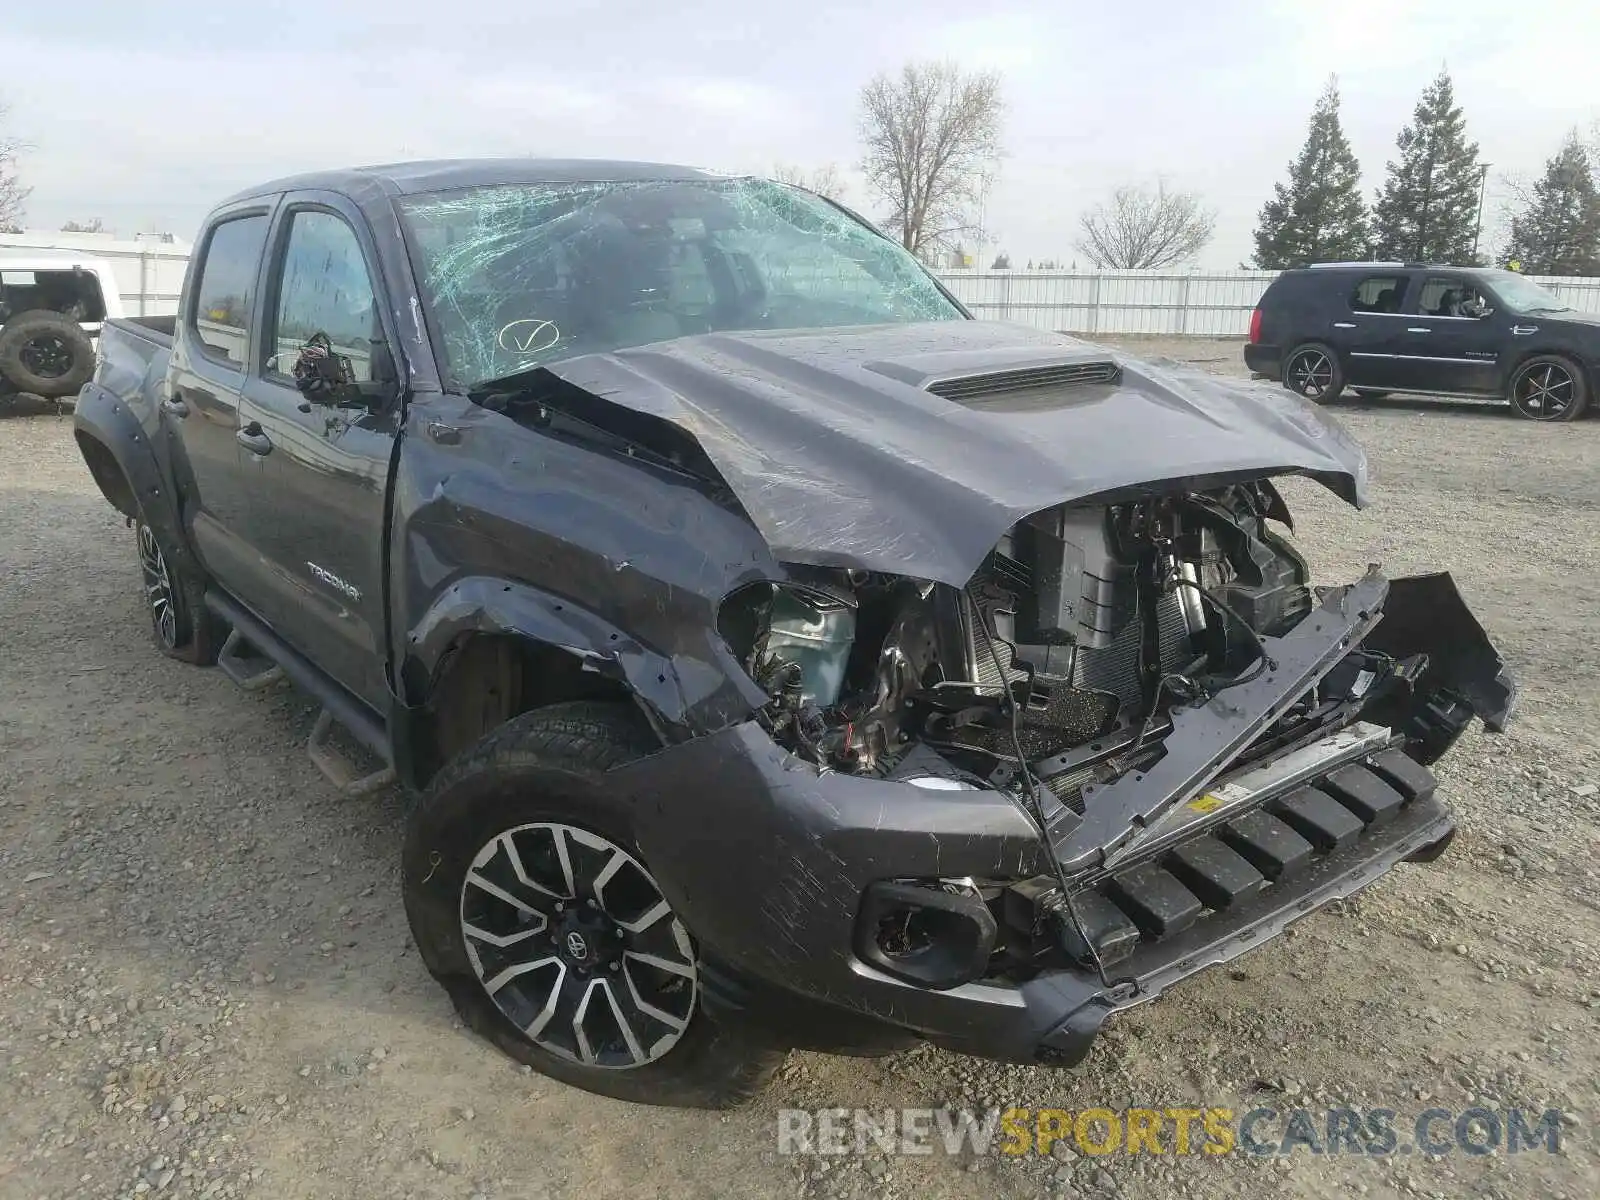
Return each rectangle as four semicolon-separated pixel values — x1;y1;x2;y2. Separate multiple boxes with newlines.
714;478;1512;990
724;480;1387;809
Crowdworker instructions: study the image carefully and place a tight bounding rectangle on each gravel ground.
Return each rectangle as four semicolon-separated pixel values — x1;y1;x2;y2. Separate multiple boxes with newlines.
2;338;1596;1200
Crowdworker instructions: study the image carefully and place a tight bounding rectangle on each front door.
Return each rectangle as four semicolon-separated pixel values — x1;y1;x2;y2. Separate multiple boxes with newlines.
235;199;401;710
1387;274;1504;395
1335;271;1411;390
166;208;274;591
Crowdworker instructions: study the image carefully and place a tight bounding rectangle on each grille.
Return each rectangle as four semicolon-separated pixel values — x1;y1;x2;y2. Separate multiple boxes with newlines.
925;361;1122;404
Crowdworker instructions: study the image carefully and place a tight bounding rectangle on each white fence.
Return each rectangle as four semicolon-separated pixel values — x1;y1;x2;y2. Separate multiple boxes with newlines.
6;230;1600;336
935;269;1600;337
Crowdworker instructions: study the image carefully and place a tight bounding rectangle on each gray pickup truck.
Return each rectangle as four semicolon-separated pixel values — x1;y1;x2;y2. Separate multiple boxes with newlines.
73;159;1515;1109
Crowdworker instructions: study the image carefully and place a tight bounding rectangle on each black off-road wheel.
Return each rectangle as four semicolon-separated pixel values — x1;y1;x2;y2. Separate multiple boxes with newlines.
135;514;222;665
0;310;95;398
402;701;785;1108
1284;343;1345;404
1507;355;1588;422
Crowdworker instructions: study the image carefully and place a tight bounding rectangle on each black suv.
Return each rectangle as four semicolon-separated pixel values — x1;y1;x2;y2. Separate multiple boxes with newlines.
1244;263;1598;422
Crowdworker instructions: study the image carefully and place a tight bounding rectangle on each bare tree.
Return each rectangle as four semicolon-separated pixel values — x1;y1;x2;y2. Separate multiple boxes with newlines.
858;61;1003;261
771;162;846;201
61;218;106;234
0;100;29;234
1076;181;1217;269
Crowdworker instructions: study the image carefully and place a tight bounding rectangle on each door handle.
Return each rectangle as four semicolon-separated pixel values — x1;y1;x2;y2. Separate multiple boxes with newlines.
1406;327;1430;334
1332;321;1356;329
160;395;189;418
1512;325;1538;336
236;423;273;456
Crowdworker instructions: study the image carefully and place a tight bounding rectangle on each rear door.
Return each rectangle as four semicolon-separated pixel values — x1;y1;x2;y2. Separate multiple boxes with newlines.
1333;272;1411;389
165;205;275;590
1386;274;1504;395
233;195;402;709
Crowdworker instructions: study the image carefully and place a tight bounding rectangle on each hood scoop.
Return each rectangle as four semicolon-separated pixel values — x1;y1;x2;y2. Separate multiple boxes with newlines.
925;360;1123;410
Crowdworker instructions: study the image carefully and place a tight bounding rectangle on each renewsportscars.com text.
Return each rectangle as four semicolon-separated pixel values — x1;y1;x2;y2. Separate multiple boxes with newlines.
776;1106;1566;1158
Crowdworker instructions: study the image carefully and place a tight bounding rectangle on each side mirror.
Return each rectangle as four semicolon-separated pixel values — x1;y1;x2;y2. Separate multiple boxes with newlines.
292;334;361;410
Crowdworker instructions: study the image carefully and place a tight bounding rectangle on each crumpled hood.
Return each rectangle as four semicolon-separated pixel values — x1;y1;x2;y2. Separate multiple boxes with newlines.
542;320;1369;587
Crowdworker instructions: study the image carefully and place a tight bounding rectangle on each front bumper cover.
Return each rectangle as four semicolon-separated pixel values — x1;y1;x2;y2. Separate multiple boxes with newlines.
599;569;1509;1065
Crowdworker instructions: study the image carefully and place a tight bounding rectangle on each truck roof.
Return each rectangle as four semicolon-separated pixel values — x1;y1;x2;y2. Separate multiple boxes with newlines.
222;158;739;205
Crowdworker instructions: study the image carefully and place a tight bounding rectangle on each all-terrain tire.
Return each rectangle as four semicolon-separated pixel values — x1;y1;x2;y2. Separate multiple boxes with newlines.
1283;342;1345;404
402;700;785;1108
134;512;223;665
0;310;95;398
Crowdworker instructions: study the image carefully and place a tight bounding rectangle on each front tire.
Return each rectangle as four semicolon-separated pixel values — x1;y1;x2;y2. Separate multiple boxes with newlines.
1507;355;1588;422
135;514;221;664
402;701;784;1108
1283;343;1345;403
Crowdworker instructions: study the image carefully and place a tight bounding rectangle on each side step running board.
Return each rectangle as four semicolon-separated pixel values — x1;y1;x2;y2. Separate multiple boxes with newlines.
307;709;396;796
217;628;285;691
203;589;396;798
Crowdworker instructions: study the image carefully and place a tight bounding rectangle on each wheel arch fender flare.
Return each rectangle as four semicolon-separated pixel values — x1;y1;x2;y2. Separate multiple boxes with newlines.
71;381;197;569
400;576;767;743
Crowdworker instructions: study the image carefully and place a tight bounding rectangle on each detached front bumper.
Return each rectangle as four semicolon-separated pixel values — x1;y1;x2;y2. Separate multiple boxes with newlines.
603;570;1509;1066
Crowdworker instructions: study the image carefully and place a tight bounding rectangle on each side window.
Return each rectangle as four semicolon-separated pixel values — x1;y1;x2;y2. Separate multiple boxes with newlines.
270;210;379;383
1348;275;1405;314
191;215;270;366
1417;276;1489;318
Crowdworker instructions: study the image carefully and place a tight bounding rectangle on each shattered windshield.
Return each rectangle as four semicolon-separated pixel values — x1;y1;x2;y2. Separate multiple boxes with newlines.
397;178;966;388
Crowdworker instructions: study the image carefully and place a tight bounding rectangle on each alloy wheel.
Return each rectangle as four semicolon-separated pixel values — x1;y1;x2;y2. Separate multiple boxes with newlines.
20;333;74;380
1510;362;1575;420
136;523;178;648
459;822;697;1069
1287;349;1334;399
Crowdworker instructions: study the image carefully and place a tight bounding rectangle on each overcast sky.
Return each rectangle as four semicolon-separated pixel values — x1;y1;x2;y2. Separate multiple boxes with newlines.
3;0;1597;266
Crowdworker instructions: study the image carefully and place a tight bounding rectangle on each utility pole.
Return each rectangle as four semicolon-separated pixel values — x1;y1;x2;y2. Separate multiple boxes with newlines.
1471;163;1491;263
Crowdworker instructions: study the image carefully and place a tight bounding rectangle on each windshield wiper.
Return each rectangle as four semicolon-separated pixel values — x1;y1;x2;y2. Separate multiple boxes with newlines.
1524;305;1572;314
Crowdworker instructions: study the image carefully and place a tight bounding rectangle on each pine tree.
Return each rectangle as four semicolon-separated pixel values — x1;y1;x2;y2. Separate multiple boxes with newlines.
1502;134;1600;275
1252;79;1370;268
1371;70;1484;263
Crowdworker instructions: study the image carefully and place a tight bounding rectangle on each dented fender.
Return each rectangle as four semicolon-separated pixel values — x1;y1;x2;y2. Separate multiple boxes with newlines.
390;392;780;737
403;575;766;737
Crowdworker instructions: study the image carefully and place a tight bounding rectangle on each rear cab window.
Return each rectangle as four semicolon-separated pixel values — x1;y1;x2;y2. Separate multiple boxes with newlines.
190;215;271;366
1348;275;1407;314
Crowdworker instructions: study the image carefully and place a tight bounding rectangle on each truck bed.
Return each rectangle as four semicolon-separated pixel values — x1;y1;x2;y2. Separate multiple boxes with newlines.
109;314;177;346
96;316;176;409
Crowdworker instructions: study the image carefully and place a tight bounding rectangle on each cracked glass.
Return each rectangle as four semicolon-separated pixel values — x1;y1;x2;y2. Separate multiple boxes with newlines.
397;178;964;388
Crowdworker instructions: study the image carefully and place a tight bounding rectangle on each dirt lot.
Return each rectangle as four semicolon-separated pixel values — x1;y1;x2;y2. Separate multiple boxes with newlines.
2;339;1597;1200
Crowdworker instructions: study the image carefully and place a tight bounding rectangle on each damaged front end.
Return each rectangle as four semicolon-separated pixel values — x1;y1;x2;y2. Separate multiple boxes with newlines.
465;317;1512;1065
705;479;1512;1051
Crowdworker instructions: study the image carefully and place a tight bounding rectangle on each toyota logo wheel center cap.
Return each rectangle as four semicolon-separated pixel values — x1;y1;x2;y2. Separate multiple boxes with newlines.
549;904;619;974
